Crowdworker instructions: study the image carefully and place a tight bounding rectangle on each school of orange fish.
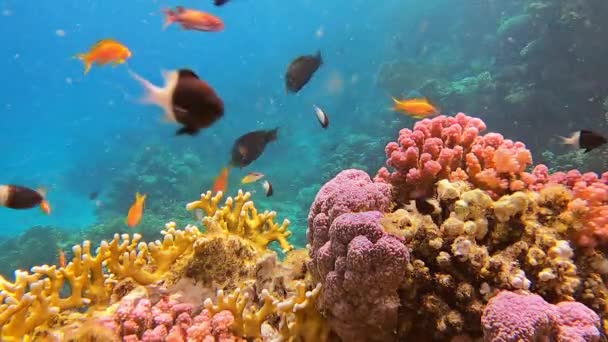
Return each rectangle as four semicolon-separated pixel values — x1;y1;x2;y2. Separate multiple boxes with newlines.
2;0;608;265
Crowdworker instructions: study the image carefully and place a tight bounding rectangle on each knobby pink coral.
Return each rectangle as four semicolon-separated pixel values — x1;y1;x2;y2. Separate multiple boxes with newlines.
375;112;535;200
481;290;601;342
307;170;408;342
98;289;244;342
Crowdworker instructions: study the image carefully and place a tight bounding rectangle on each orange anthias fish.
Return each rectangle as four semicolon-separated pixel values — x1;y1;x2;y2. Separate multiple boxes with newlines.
162;6;224;32
75;39;131;74
212;167;230;193
392;97;440;119
58;249;66;268
126;192;146;228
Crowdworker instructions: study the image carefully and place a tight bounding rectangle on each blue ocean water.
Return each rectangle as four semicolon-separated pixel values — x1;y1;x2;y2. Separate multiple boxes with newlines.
2;0;607;267
0;0;423;238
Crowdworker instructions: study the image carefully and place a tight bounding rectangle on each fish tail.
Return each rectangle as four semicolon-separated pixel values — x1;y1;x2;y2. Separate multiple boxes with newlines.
162;9;175;30
267;127;279;142
40;200;51;215
74;53;92;74
128;69;162;104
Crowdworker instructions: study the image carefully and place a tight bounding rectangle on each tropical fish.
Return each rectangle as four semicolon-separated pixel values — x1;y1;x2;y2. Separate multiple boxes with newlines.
162;6;224;32
241;172;265;184
415;197;437;216
230;128;279;168
126;192;146;228
214;0;230;6
0;185;51;214
212;167;230;193
560;130;607;153
130;69;224;135
313;104;329;128
74;39;131;74
285;51;322;93
58;249;66;268
262;180;273;197
392;97;439;119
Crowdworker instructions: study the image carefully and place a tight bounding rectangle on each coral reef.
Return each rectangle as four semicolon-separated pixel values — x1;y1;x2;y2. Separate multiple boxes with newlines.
482;290;601;341
0;190;302;340
307;113;608;340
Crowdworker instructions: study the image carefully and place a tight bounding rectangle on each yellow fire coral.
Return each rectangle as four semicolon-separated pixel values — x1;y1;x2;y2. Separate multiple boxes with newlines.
0;190;295;340
187;190;293;253
204;280;328;341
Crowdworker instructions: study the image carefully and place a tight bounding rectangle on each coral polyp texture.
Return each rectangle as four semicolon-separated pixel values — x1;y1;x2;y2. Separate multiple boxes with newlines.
307;114;608;341
0;190;320;341
481;290;601;342
375;112;535;201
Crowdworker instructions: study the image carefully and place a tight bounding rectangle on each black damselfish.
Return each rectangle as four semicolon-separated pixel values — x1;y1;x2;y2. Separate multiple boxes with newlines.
230;128;279;168
285;51;322;93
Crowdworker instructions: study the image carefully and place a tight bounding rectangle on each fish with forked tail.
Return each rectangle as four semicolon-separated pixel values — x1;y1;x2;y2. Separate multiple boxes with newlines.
130;69;224;136
560;130;607;153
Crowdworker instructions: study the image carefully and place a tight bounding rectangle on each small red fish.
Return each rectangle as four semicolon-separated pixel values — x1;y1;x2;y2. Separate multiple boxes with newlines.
212;167;230;193
162;6;224;32
58;249;66;268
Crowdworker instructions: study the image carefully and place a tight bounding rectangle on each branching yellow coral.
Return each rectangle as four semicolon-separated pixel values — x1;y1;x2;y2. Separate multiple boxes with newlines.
1;191;295;340
187;190;293;253
277;282;330;342
204;281;328;341
204;287;277;338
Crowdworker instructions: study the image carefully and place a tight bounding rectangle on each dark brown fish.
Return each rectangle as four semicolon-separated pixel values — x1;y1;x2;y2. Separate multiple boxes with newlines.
89;191;99;200
415;197;436;216
285;51;322;93
560;130;607;153
230;128;278;168
130;69;224;136
0;185;51;214
214;0;230;5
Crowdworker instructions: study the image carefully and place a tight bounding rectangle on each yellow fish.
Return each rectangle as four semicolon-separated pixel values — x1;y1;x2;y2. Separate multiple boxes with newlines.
241;172;265;184
74;39;132;74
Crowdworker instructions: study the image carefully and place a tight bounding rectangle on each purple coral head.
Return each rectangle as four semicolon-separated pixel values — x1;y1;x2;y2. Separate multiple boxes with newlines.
317;211;409;342
482;291;601;342
307;169;391;254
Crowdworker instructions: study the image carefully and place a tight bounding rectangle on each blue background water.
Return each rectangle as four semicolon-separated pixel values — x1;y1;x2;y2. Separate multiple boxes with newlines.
0;0;431;237
2;0;606;246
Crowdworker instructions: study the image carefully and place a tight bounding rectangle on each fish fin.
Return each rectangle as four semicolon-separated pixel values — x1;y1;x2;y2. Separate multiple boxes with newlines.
176;126;199;136
315;50;323;65
266;127;279;142
176;6;185;13
39;200;51;215
75;53;92;74
36;187;47;197
162;9;175;30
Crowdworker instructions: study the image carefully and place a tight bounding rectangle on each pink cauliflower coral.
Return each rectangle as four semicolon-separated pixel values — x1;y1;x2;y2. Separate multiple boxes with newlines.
482;291;601;342
307;170;408;342
101;290;244;342
375;112;536;201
